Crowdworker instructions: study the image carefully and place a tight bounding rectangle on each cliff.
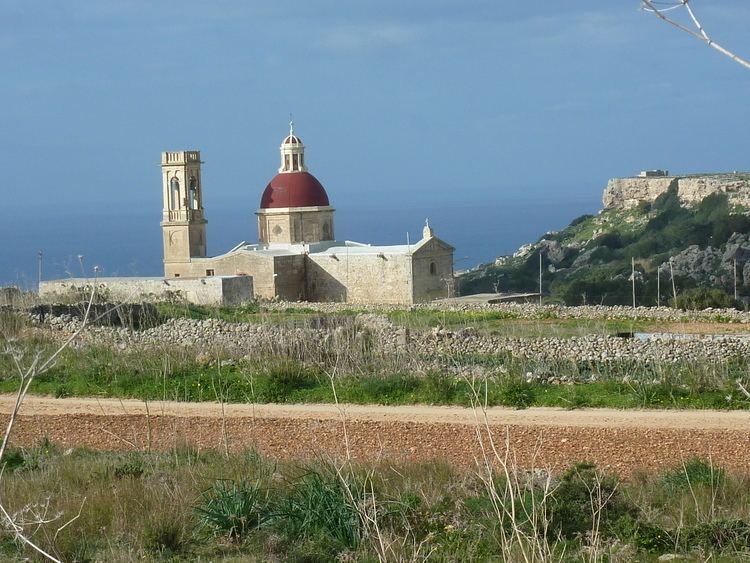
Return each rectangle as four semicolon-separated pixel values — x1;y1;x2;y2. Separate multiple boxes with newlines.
460;173;750;306
603;173;750;210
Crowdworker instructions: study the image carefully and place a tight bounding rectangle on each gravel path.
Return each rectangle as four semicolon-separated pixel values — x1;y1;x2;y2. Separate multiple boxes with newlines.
2;396;749;476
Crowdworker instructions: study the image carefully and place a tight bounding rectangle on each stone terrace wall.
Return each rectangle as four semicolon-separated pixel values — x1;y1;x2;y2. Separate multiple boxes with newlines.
30;307;750;369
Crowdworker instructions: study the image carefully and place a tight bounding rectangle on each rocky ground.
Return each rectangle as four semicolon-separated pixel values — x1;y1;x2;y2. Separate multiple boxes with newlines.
3;395;749;477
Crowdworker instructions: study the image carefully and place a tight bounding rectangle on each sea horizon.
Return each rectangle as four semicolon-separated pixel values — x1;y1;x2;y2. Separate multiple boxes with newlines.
2;193;597;290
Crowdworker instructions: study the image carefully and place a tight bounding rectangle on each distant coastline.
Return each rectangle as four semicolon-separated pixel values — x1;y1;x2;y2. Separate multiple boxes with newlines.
1;196;597;288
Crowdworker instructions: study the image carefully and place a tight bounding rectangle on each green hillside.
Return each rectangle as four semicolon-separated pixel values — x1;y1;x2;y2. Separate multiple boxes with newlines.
459;185;750;307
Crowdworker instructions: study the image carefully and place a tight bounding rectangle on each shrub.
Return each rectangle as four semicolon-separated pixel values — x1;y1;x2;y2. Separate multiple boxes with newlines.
548;462;636;540
498;381;535;409
661;458;724;492
195;479;270;540
423;371;461;404
591;232;624;250
680;519;750;552
359;373;420;404
144;518;188;554
612;514;673;553
570;214;594;227
277;469;362;551
17;436;58;472
673;288;739;311
54;384;71;398
1;448;25;472
112;457;145;479
257;364;319;403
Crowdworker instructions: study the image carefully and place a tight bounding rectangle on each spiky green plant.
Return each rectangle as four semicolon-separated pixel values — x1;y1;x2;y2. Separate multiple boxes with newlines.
194;479;270;539
277;468;362;551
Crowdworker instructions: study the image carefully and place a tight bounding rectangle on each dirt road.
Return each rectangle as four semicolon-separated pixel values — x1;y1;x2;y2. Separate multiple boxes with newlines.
2;395;749;476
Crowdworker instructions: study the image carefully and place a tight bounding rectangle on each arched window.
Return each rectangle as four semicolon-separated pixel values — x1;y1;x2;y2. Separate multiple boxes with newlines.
188;176;197;210
170;177;180;210
430;261;437;275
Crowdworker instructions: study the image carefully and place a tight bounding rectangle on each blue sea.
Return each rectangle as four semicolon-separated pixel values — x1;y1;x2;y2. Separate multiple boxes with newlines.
2;195;597;289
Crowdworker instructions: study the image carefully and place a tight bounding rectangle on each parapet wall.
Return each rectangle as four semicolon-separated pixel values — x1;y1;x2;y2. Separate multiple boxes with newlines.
602;174;750;210
39;275;253;307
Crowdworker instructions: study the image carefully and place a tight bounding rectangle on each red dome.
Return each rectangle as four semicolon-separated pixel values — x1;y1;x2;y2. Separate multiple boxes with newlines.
260;172;330;209
283;135;302;145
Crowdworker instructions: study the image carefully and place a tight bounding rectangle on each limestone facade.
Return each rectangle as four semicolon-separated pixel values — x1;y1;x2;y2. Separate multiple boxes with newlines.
40;276;252;307
161;127;455;304
161;151;207;266
256;206;335;245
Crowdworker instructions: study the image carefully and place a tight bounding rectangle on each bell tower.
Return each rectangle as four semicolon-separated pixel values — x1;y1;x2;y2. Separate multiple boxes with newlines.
160;150;207;274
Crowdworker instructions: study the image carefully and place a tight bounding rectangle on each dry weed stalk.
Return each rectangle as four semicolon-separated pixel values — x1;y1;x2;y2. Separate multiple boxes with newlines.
463;374;562;563
580;467;618;563
324;354;439;562
210;357;231;459
0;287;128;561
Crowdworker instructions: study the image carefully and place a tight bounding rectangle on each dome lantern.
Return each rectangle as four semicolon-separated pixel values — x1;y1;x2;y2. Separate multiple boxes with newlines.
279;120;307;173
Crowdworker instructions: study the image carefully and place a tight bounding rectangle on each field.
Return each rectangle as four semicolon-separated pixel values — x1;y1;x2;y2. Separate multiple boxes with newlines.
2;441;750;561
1;299;750;561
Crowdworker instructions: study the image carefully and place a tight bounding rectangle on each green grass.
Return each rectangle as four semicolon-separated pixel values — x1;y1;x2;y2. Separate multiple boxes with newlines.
155;302;705;338
2;444;750;561
2;341;748;410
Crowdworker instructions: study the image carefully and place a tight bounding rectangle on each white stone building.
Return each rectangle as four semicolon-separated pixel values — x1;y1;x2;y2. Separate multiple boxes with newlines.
160;125;455;304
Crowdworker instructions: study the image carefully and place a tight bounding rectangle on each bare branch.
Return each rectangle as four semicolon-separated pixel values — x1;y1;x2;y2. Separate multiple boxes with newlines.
0;285;101;561
641;0;750;70
53;497;87;543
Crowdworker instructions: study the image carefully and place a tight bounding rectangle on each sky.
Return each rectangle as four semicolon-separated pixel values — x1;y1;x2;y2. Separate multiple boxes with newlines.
2;1;750;284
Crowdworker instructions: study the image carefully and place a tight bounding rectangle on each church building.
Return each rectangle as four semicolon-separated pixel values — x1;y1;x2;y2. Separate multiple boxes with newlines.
160;125;455;304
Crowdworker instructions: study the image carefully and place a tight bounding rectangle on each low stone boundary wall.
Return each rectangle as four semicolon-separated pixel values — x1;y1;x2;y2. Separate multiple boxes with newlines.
39;275;253;307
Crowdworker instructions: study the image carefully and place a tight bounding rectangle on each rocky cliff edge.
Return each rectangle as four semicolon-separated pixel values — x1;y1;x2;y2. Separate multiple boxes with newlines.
603;173;750;210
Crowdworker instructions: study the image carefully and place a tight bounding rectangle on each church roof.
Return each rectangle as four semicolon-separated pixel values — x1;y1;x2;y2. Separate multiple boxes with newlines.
260;172;330;209
216;237;449;259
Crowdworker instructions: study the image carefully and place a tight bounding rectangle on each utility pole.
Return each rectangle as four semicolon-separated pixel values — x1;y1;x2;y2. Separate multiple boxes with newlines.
734;259;738;301
631;257;636;309
657;266;661;307
669;257;677;305
538;252;542;306
37;250;43;292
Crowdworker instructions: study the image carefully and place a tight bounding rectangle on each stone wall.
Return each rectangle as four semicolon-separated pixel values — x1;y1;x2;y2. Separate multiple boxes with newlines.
305;253;414;304
33;307;750;368
166;252;281;299
39;276;253;307
412;239;455;302
274;255;307;301
602;174;750;210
